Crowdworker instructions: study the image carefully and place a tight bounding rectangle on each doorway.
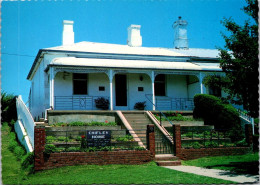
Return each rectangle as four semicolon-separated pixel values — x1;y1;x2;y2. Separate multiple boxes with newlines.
115;74;127;106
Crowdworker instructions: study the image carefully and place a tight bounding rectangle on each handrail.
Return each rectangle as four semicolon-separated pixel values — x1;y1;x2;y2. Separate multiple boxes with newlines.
145;94;174;126
237;109;254;134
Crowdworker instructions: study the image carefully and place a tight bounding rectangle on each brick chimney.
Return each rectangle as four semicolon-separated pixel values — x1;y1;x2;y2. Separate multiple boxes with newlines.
173;16;188;49
62;20;74;46
127;25;142;47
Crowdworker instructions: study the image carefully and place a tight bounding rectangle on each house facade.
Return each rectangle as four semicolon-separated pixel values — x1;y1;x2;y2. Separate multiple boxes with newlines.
27;18;223;119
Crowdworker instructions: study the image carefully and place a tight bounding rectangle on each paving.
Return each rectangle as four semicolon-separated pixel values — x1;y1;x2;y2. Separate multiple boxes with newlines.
162;165;259;184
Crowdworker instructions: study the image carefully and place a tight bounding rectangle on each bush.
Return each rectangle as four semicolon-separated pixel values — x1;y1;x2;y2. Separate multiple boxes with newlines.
193;94;244;142
8;140;18;152
193;94;241;130
14;146;26;160
1;91;17;123
44;144;57;154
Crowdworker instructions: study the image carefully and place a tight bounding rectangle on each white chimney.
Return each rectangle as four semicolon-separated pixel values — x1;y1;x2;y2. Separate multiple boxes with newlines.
173;16;188;49
62;20;74;46
127;25;142;47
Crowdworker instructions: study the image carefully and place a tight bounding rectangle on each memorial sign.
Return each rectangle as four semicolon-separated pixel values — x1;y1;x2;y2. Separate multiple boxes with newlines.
86;130;111;147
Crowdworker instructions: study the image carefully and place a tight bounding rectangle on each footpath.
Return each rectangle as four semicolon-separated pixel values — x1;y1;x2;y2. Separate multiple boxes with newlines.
163;165;259;184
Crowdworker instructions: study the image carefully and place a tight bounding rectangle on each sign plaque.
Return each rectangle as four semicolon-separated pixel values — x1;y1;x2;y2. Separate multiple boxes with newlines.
86;130;111;147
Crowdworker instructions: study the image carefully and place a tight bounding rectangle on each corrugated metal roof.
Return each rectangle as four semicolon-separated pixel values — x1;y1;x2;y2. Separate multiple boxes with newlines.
171;48;220;58
49;57;221;71
46;41;188;57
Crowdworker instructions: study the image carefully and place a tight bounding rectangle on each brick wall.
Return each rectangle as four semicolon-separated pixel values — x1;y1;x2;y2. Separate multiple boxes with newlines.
177;147;251;160
34;124;155;171
43;150;152;170
173;124;252;160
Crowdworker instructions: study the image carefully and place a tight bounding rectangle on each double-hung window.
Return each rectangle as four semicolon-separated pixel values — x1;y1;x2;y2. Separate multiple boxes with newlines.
73;73;88;95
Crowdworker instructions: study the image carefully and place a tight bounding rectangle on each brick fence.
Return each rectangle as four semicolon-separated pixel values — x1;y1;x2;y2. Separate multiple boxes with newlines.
34;124;155;171
173;124;253;160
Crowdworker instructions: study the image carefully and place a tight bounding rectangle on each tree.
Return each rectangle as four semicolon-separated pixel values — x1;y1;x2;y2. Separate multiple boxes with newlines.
1;91;17;123
205;0;259;117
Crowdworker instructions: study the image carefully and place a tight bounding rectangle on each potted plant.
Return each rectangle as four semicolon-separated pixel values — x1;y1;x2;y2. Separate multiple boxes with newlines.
95;97;109;110
134;101;146;110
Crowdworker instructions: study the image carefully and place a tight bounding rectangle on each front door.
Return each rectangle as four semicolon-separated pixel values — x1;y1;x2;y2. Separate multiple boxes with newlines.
115;74;127;106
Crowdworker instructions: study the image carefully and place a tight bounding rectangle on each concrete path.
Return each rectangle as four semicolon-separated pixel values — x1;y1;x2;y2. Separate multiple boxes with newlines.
163;165;259;184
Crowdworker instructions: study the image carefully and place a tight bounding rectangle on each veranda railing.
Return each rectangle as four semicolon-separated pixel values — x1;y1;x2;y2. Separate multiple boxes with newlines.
54;96;109;110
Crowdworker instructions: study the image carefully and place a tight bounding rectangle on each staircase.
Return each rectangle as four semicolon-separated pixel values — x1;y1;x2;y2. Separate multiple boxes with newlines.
155;154;181;166
122;111;181;166
122;111;149;146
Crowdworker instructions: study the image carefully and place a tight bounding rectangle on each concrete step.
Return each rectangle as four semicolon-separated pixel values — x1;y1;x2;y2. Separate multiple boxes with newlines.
156;161;182;166
155;154;179;161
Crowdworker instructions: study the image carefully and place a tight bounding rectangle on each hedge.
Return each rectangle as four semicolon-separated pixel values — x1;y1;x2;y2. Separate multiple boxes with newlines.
193;94;243;141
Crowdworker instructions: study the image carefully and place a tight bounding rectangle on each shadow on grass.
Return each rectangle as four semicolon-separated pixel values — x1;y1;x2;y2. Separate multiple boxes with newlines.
205;161;259;176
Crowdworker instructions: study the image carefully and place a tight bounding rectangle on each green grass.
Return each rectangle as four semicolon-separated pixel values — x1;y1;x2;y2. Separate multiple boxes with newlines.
1;123;24;184
182;153;259;176
2;122;236;184
20;162;236;184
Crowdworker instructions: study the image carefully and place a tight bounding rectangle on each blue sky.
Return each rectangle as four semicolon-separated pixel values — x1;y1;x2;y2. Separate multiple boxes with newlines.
1;0;250;103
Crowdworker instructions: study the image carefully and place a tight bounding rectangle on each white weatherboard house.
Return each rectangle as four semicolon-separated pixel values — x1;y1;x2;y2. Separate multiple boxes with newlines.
27;18;223;119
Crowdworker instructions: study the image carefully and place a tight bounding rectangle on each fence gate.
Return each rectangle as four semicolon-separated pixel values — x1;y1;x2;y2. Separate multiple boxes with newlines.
154;127;174;154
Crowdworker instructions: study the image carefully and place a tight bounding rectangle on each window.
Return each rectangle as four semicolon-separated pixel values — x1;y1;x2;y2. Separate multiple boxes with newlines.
99;86;105;91
155;74;166;96
138;87;144;92
73;73;88;95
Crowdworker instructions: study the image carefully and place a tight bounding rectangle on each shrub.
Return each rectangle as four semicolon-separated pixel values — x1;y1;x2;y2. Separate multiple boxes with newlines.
95;97;109;110
21;152;34;170
191;142;201;149
1;91;17;123
44;144;57;154
134;101;146;110
21;152;34;175
14;146;26;160
193;94;241;129
8;140;18;152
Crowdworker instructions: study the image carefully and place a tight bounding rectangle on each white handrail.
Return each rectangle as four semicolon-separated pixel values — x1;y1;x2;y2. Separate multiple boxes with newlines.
16;95;35;148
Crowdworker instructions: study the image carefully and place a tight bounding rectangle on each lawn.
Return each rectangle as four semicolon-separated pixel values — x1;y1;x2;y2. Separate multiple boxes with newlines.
182;152;259;176
2;122;236;184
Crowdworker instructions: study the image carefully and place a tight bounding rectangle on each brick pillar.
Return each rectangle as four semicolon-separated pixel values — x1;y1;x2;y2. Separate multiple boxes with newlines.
34;125;46;171
146;124;155;158
173;124;181;156
245;124;253;146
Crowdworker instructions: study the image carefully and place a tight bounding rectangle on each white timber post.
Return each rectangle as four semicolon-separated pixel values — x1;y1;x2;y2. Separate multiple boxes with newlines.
199;72;206;94
109;69;113;110
49;67;55;109
151;71;156;110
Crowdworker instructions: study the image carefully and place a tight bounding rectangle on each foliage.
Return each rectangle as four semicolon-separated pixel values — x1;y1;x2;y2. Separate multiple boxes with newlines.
51;121;117;127
205;0;259;117
44;144;57;154
80;135;87;149
21;152;34;174
134;101;146;110
1;91;17;124
95;97;109;110
14;146;26;161
115;135;134;142
154;111;195;121
193;94;243;142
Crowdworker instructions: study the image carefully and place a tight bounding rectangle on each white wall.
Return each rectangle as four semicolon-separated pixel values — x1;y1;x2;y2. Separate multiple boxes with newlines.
30;61;45;119
127;73;152;110
166;75;188;98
